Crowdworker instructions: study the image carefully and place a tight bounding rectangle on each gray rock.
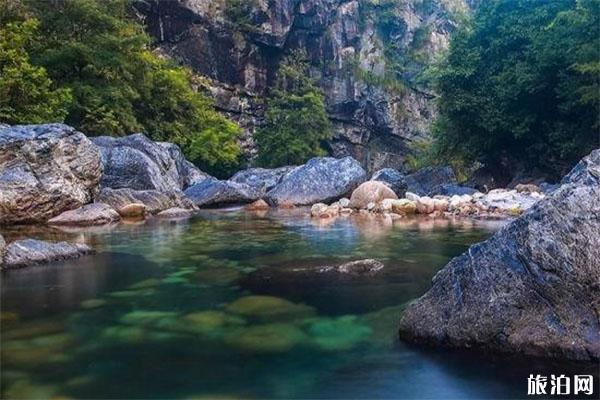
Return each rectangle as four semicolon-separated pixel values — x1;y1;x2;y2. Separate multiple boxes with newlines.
405;165;457;196
96;188;195;214
230;166;294;195
399;150;600;361
0;234;5;267
561;149;600;186
0;124;102;224
3;239;93;269
428;183;477;196
337;259;384;275
156;207;193;219
48;203;120;226
265;157;367;206
370;168;407;197
184;177;261;207
92;133;208;192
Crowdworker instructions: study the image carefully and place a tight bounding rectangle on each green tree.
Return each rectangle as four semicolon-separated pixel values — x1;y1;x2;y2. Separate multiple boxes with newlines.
255;51;332;167
432;0;599;180
0;19;71;124
1;0;241;176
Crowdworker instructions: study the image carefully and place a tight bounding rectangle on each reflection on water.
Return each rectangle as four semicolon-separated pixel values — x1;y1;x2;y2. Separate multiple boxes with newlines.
0;209;556;399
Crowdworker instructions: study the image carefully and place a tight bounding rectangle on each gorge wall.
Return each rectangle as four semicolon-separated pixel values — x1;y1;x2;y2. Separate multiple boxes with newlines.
135;0;472;173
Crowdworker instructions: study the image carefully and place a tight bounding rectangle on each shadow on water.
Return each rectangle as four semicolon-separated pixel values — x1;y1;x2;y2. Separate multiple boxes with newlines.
1;210;595;399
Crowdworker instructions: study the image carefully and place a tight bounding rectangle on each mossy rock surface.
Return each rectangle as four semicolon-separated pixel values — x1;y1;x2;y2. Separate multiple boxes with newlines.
224;323;308;353
225;295;315;321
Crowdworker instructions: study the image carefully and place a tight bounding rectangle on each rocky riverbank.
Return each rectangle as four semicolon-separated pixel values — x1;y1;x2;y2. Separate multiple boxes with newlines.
398;150;600;361
0;123;562;268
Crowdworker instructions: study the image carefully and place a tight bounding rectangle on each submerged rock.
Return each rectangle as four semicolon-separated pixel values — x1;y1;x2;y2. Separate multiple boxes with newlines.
405;166;457;196
184;177;261;207
399;150;600;361
225;295;316;321
370;169;407;197
304;315;372;351
0;124;102;224
96;188;195;214
337;259;384;275
349;181;398;209
225;323;308;354
48;203;120;226
265;157;367;206
230;166;294;195
92;133;207;192
3;239;93;269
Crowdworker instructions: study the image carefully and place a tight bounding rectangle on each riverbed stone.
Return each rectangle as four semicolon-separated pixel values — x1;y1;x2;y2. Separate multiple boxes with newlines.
3;239;93;269
48;203;120;226
184;177;261;207
245;199;270;211
225;295;316;321
96;188;194;214
92;133;207;192
349;181;398;209
225;323;308;353
415;196;434;214
116;203;146;218
265;157;367;206
156;207;193;218
391;199;417;215
337;259;384;275
399;150;600;361
405;165;457;196
230;166;294;195
0;124;102;224
370;168;407;197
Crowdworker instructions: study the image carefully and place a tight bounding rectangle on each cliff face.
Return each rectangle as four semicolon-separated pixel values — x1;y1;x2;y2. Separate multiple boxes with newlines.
135;0;470;172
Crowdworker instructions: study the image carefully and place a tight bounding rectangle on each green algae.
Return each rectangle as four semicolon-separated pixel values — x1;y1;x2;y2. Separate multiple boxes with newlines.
128;278;161;289
119;310;179;327
196;268;241;285
80;298;107;309
224;323;308;354
107;288;157;298
303;315;372;351
225;295;316;322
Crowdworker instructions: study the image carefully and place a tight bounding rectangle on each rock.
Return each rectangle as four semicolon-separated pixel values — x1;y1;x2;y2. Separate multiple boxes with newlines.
539;182;559;194
561;148;600;186
370;169;407;197
184;177;261;207
432;198;449;212
415;196;434;214
117;203;146;218
399;151;600;361
428;183;476;196
338;198;350;208
477;190;537;213
245;199;270;211
92;133;208;192
225;295;316;321
405;166;457;196
311;203;329;217
96;188;194;214
391;199;417;215
0;234;5;267
156;207;193;219
514;183;540;193
405;192;420;202
230;166;294;195
48;203;120;226
0;124;102;224
349;181;398;209
380;198;395;213
337;259;384;275
265;157;367;206
3;239;93;269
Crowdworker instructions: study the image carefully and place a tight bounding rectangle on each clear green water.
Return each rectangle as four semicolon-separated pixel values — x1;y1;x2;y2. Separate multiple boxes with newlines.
0;210;578;399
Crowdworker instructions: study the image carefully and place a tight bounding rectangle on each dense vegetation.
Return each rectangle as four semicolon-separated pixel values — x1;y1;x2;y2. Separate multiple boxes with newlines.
432;0;599;180
0;0;241;176
255;51;332;168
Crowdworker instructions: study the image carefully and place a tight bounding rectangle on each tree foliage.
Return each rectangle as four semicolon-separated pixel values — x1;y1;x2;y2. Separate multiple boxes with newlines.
0;0;241;176
432;0;600;179
0;19;71;124
255;51;332;167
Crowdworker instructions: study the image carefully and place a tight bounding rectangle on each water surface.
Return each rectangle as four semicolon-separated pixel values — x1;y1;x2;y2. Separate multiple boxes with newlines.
0;210;576;398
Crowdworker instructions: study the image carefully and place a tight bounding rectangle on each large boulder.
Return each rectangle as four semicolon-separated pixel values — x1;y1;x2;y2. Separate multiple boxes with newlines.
3;239;93;269
48;203;120;226
349;181;398;209
428;183;476;196
0;124;102;224
264;157;367;206
230;166;294;195
184;177;261;207
399;150;600;361
92;134;208;192
370;168;407;197
405;165;457;196
96;188;195;214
